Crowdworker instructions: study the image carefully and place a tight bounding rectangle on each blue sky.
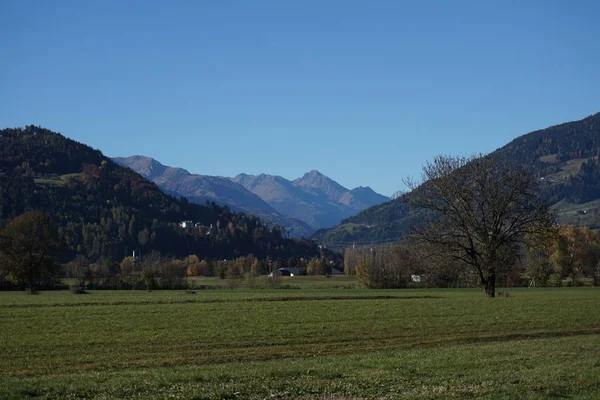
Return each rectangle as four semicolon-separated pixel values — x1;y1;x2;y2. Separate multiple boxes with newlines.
1;0;599;196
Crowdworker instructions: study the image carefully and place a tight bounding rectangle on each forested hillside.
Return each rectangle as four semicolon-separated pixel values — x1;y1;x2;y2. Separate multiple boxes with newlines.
314;112;600;246
0;126;324;263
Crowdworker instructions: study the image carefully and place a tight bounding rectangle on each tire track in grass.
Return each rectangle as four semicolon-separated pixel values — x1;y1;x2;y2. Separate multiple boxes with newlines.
6;328;599;376
0;295;443;309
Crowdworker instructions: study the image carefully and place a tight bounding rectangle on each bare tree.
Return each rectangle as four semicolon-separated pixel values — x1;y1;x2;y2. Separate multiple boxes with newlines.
404;155;554;297
353;245;409;288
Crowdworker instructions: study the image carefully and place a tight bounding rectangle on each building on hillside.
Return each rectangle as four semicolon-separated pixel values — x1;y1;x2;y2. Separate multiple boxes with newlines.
132;249;141;263
194;223;208;235
179;220;193;228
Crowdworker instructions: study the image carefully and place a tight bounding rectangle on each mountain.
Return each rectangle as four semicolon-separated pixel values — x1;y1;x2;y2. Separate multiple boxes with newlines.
0;126;326;263
113;156;314;237
113;157;390;234
314;112;600;247
293;170;349;201
231;171;390;230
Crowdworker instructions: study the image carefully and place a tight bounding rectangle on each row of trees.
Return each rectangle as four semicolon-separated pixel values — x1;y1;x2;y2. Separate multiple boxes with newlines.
345;225;600;290
0;211;338;292
524;226;600;287
344;154;600;296
67;253;336;290
183;254;331;278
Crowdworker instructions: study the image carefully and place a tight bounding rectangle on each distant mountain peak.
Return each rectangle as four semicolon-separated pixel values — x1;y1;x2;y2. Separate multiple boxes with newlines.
350;186;375;193
113;155;171;180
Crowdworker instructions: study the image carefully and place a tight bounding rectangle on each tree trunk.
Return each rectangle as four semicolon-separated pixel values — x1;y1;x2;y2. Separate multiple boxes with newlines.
27;272;37;294
484;271;496;297
27;282;37;294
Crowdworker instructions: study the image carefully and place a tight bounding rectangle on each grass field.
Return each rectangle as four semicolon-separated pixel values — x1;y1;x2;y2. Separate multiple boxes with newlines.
1;286;599;399
187;275;362;290
554;198;600;228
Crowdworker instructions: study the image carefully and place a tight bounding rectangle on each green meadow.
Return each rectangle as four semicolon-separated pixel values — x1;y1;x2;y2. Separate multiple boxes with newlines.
1;285;599;399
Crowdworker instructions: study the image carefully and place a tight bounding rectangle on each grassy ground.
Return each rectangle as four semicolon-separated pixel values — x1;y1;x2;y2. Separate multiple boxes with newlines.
188;275;362;289
1;287;599;399
33;172;82;186
554;198;600;227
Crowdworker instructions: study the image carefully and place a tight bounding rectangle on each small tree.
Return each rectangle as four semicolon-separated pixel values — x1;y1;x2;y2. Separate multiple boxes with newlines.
344;247;359;275
120;256;136;276
551;226;600;286
405;155;555;297
157;258;186;289
68;254;91;290
250;258;262;275
307;258;326;275
226;259;244;288
185;255;202;276
0;212;64;293
351;246;408;288
355;262;371;287
516;229;556;287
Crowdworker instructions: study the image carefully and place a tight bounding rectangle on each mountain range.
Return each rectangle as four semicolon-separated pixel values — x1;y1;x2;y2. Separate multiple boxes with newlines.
112;156;389;237
314;112;600;247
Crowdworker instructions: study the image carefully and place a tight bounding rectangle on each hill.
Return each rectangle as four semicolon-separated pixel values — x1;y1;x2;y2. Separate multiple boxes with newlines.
314;112;600;247
113;156;314;237
0;126;325;263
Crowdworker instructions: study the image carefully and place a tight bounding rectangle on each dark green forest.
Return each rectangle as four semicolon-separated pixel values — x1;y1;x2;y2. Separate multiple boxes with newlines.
314;112;600;245
0;126;326;265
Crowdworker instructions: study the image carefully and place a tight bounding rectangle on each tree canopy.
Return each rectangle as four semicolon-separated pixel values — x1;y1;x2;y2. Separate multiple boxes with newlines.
405;155;555;297
0;211;64;292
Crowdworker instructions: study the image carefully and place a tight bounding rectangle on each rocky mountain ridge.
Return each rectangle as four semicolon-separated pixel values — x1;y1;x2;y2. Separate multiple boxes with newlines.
113;156;390;237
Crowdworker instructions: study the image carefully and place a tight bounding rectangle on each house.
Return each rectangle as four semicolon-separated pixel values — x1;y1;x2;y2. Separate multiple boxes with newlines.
179;220;193;228
269;267;300;277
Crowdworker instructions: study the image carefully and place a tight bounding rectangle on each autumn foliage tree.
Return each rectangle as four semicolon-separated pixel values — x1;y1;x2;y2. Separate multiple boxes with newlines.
523;231;557;287
551;226;600;286
306;258;326;275
350;246;408;289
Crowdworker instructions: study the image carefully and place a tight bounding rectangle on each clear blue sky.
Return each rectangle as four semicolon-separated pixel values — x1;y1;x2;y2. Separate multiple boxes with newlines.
1;0;599;196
